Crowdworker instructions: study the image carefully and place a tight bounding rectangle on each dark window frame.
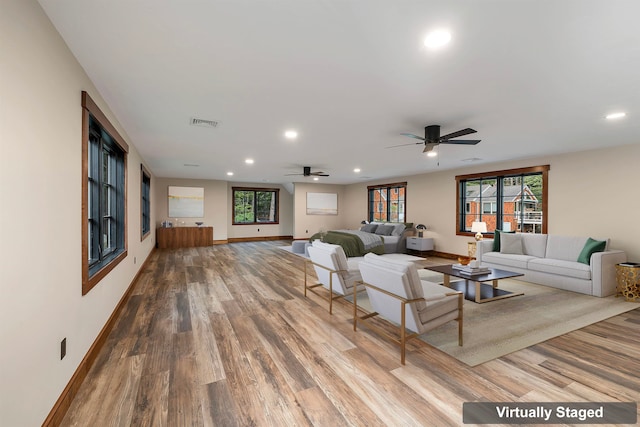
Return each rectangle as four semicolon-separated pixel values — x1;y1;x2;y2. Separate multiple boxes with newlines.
232;187;280;225
455;165;549;237
141;164;151;240
367;182;407;223
82;91;128;295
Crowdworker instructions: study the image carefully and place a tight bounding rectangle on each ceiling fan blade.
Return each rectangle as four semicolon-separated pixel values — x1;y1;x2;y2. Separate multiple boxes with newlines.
401;133;425;141
386;142;423;148
284;173;303;176
310;171;328;176
440;139;481;145
440;128;476;140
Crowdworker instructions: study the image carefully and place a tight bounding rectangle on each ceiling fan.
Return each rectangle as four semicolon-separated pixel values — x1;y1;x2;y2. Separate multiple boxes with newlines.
391;125;481;153
285;166;329;177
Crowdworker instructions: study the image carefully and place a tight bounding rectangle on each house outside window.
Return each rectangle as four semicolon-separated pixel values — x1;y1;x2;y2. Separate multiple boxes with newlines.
367;182;407;223
456;165;549;236
232;187;279;224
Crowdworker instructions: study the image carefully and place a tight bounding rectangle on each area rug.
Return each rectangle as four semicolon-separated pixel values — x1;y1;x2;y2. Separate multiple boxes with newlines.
353;274;638;366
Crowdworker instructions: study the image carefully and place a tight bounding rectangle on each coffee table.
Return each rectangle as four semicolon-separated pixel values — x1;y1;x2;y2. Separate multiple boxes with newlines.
424;264;524;303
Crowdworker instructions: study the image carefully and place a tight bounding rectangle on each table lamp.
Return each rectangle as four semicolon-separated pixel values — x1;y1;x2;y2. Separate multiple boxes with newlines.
416;224;427;238
471;221;487;241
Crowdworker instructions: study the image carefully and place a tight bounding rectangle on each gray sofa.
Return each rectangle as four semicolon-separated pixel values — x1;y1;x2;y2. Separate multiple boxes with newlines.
476;233;627;297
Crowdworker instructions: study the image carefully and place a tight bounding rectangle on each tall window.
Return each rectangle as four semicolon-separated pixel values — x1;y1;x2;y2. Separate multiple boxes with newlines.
82;92;128;295
141;164;151;239
367;182;407;223
456;165;549;236
232;187;279;225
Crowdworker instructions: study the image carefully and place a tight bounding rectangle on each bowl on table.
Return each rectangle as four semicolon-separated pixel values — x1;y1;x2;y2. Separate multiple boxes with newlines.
457;256;471;266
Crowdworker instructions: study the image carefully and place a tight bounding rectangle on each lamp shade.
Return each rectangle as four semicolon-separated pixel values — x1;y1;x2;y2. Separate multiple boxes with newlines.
361;220;369;224
416;224;426;230
471;221;487;233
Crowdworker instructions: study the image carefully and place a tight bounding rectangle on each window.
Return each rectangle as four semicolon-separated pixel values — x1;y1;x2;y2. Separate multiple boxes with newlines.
367;182;407;223
82;92;128;295
232;187;279;224
456;165;549;236
141;164;151;239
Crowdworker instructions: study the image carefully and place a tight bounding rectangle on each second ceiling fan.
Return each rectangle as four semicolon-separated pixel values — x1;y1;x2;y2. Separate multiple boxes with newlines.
394;125;481;153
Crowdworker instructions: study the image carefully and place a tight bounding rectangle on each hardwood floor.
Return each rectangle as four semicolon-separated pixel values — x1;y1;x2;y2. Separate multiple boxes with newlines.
60;242;640;426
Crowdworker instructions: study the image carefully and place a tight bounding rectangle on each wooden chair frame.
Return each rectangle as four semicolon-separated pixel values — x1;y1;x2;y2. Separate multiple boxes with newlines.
353;280;463;365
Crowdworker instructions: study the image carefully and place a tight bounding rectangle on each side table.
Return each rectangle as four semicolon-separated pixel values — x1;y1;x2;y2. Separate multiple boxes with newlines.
406;237;434;256
615;263;640;302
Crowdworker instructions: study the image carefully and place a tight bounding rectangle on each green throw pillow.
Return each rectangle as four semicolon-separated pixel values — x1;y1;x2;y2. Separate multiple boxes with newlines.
577;238;606;265
492;229;515;252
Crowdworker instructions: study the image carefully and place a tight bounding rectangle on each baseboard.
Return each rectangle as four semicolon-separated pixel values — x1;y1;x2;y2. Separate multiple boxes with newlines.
227;235;293;243
42;248;157;427
213;239;229;245
430;250;465;260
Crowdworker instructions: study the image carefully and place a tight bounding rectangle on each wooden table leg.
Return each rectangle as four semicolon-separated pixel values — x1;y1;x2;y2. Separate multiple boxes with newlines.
443;274;451;288
475;281;481;303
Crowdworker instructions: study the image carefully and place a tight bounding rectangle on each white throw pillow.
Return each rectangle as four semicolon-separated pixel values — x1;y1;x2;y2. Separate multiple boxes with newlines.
500;233;523;255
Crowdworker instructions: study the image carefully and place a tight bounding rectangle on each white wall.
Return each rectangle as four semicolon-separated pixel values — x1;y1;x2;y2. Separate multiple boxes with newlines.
155;178;228;241
343;144;640;261
0;1;155;425
293;182;352;239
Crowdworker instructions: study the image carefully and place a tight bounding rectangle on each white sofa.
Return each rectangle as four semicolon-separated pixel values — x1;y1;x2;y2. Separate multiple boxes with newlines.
476;234;627;297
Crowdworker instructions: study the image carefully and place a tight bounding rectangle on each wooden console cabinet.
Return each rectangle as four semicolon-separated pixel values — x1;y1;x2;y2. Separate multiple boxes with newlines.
156;226;213;249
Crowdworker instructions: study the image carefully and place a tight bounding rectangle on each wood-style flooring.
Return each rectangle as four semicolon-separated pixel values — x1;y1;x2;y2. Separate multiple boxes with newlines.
60;242;640;426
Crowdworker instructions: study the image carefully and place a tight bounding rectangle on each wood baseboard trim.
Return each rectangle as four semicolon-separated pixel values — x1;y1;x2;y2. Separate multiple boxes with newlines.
42;248;157;427
227;235;293;243
430;250;464;260
213;239;229;245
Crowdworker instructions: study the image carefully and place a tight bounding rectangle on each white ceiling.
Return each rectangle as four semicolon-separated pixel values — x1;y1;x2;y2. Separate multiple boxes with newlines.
38;0;640;185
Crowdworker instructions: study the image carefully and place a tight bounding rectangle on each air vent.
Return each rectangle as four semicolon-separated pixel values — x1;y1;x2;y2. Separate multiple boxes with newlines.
190;118;219;128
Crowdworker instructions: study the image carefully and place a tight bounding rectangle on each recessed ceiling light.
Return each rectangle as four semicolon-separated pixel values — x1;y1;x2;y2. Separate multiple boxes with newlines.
226;172;234;176
245;158;254;164
313;177;319;181
606;112;626;120
424;29;452;49
284;130;298;139
353;168;361;173
427;151;438;158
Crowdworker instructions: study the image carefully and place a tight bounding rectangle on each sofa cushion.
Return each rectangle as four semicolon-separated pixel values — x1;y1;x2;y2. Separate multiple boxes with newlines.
483;252;537;269
521;234;548;258
545;235;589;262
527;258;592;280
500;233;523;254
577;237;607;265
492;229;515;252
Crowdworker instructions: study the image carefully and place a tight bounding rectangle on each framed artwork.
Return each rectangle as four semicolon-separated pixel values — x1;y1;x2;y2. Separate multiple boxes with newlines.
306;192;338;215
168;186;204;217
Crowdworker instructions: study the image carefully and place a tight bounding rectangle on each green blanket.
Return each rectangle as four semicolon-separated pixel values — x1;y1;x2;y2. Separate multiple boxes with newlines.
309;231;385;257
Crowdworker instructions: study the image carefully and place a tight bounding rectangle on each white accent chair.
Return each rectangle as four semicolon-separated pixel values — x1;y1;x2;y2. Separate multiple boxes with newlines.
305;240;365;314
356;253;463;364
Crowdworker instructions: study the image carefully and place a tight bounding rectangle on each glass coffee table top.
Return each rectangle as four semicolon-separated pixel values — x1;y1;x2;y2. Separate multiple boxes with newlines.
424;264;524;303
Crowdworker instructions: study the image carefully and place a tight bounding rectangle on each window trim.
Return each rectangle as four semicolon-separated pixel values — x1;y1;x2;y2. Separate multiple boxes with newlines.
82;91;129;295
232;187;280;225
455;165;549;237
140;164;151;240
367;181;407;223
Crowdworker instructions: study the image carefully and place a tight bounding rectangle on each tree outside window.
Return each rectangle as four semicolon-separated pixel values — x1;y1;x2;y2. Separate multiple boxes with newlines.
233;187;279;224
